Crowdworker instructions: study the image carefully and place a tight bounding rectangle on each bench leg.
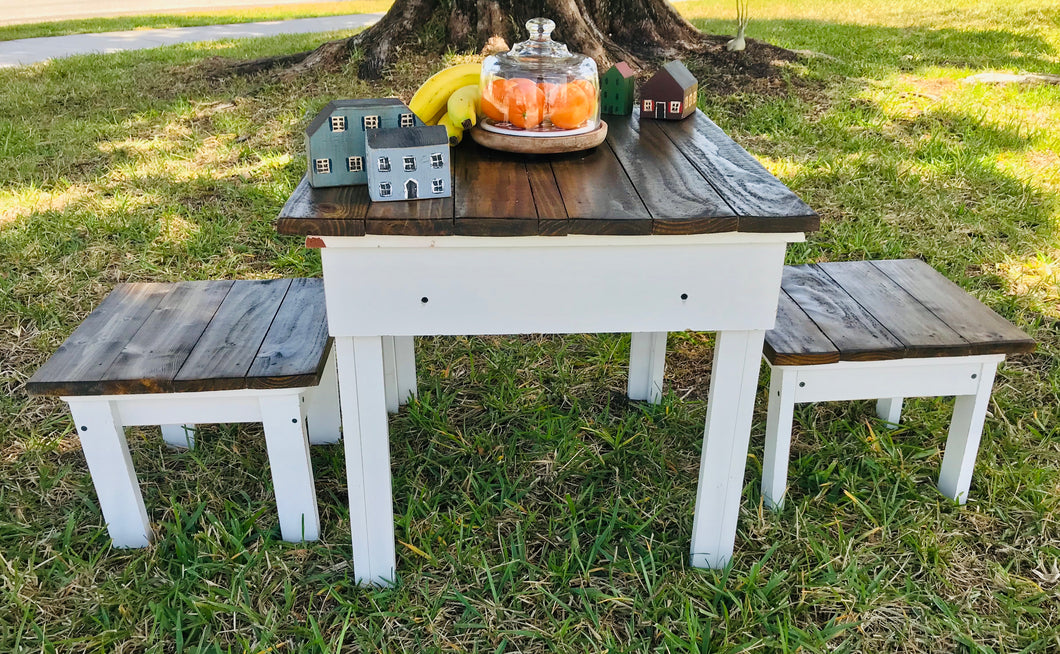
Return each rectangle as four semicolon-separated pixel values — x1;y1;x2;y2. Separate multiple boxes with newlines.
876;398;904;427
336;335;396;587
762;366;797;510
259;393;320;542
628;331;667;404
382;337;400;414
305;347;341;445
161;424;196;449
690;329;764;569
938;361;998;504
394;336;417;406
66;399;152;548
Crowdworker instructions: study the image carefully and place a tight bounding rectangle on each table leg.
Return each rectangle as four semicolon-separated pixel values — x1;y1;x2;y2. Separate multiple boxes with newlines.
335;335;397;586
65;399;152;548
161;424;196;449
628;332;667;404
305;347;341;445
690;329;765;569
394;336;417;405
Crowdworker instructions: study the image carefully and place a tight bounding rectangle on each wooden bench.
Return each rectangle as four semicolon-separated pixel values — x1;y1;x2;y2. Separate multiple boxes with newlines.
761;259;1034;508
27;278;338;547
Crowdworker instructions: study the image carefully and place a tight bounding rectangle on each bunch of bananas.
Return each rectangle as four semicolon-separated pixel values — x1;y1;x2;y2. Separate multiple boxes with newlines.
409;62;481;146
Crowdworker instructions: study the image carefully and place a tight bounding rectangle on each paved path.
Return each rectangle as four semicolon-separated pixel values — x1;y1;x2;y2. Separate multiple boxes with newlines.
0;13;384;68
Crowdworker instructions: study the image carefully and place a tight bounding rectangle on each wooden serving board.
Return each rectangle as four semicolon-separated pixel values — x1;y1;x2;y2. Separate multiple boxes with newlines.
469;121;607;154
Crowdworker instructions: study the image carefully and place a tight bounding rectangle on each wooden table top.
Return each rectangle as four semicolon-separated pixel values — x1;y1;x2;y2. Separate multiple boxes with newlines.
765;260;1035;366
27;279;331;396
276;109;819;238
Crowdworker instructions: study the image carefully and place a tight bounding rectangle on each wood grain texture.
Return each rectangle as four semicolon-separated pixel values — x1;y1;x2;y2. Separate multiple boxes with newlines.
526;157;569;236
655;110;819;233
172;278;293;392
248;278;331;389
550;143;652;235
453;141;537;236
606;114;737;234
26;284;169;396
764;290;840;365
275;177;369;235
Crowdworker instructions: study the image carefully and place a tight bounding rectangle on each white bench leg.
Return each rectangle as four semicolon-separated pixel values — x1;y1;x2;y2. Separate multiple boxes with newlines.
161;424;196;449
938;361;998;504
762;366;797;510
382;336;400;414
876;398;904;427
305;347;341;445
336;336;396;586
259;393;320;542
66;399;152;548
394;335;417;406
628;331;667;404
690;329;764;569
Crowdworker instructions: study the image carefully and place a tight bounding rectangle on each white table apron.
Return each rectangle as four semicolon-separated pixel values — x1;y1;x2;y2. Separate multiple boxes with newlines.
318;232;804;586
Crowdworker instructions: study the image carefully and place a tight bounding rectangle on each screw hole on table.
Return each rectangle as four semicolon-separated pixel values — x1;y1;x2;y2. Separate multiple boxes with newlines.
799;382;805;387
80;426;87;431
681;293;689;300
421;297;429;304
972;373;977;379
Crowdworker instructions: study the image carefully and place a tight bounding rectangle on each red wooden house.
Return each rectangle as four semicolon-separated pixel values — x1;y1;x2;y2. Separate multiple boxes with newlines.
639;60;698;120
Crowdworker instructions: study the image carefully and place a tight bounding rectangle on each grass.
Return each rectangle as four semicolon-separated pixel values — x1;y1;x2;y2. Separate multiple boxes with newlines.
0;1;393;42
1;0;1059;650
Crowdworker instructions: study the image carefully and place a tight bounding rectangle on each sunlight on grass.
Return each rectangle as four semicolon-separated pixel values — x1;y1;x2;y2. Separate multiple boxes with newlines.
998;250;1060;317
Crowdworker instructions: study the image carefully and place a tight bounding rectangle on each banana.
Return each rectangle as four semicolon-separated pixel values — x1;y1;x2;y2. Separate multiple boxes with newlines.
409;62;482;125
437;112;463;146
446;84;480;130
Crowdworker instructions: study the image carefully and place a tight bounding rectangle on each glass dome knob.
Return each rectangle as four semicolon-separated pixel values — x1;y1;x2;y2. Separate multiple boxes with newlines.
526;18;556;41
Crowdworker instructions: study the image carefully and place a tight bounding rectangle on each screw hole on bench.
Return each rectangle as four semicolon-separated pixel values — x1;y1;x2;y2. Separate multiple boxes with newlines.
799;382;805;387
80;426;87;432
971;373;977;379
421;297;429;304
681;293;688;300
291;418;298;424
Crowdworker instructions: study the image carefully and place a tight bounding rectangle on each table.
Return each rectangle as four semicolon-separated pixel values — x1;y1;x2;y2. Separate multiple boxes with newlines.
277;110;818;586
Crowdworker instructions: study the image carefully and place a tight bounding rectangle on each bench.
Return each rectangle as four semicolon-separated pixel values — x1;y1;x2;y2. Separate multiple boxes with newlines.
761;259;1034;509
27;278;338;547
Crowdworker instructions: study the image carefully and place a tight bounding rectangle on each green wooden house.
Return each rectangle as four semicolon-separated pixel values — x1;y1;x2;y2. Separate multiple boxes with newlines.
600;62;636;116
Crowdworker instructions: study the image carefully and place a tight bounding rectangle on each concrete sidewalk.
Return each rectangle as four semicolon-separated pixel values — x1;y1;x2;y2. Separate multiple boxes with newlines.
0;13;384;68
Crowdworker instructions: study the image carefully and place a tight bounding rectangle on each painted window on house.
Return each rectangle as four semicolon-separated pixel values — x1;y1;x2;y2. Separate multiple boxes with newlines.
363;115;379;129
432;178;444;194
314;158;331;174
400;113;415;127
379;182;392;197
430;153;444;168
403;155;416;172
330;116;346;132
378;157;390;172
670;101;681;114
347;156;363;172
642;99;653;112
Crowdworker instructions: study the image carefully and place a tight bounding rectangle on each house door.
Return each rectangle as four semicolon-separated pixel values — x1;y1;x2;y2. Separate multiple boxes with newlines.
405;179;418;199
656;103;666;119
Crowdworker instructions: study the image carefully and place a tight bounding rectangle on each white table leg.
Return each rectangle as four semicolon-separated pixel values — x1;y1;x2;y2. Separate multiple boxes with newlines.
876;398;904;427
938;361;998;504
690;329;765;569
66;399;152;548
161;424;196;449
335;335;396;586
382;336;400;414
628;331;667;404
259;392;320;542
762;365;797;510
305;347;341;445
394;335;417;405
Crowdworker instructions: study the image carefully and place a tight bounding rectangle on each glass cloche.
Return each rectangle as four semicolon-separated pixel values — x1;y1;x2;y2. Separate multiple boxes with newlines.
480;18;600;135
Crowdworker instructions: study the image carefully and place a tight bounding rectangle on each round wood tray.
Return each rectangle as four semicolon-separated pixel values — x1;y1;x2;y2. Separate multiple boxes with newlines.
469;121;607;154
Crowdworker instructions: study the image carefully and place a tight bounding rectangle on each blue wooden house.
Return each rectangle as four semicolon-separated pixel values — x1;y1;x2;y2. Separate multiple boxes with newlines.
365;126;451;202
305;98;422;188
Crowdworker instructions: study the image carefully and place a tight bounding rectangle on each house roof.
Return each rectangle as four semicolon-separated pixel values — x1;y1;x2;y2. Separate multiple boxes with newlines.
658;60;697;91
607;61;635;79
305;98;409;136
366;125;449;150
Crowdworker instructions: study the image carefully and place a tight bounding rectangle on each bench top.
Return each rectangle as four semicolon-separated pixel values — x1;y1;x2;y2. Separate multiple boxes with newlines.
275;110;819;238
764;259;1035;366
27;278;330;396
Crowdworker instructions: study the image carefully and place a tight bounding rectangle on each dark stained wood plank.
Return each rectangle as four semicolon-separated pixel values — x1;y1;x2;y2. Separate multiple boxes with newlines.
654;109;819;233
247;278;331;389
172;279;293;392
549;140;651;235
871;259;1035;355
764;290;840;365
98;281;235;393
605;114;737;234
275;176;368;236
365;196;454;222
366;218;457;236
453;140;537;236
781;264;904;361
817;260;974;358
526;156;568;236
26;284;170;396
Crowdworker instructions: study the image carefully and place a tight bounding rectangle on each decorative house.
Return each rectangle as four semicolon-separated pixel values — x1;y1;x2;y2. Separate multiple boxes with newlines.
364;125;451;202
600;62;636;115
639;60;698;121
305;98;423;188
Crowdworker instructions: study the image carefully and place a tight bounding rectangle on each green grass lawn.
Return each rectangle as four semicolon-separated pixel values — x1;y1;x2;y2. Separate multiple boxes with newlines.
1;1;1059;651
0;1;393;42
